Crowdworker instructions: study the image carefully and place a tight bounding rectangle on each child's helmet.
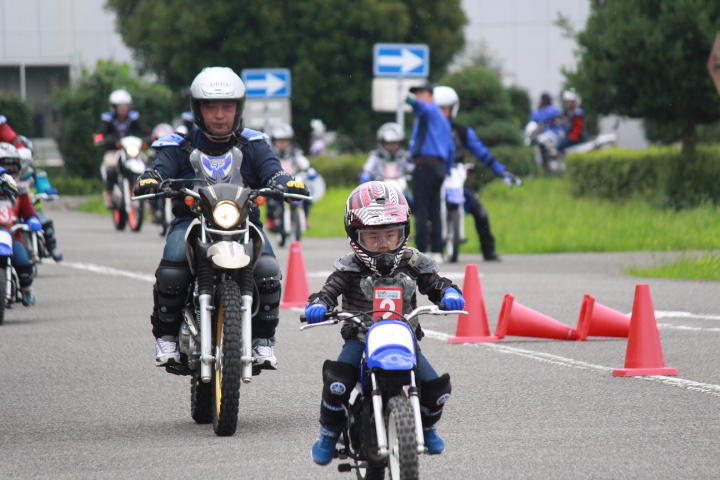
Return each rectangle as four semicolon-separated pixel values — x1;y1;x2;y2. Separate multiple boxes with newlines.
344;181;410;276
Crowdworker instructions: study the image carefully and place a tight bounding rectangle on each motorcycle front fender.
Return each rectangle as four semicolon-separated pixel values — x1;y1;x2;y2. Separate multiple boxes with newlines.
207;241;251;269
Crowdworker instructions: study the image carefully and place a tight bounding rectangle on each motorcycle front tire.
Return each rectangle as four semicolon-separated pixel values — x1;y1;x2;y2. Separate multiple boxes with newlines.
211;279;244;436
445;205;462;264
385;395;419;480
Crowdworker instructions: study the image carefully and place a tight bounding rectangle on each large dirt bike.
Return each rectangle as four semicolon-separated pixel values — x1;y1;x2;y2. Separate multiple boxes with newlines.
112;136;148;231
134;179;310;436
301;304;466;480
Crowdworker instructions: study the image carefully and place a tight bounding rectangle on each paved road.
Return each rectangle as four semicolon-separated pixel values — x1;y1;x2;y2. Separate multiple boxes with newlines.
1;205;719;479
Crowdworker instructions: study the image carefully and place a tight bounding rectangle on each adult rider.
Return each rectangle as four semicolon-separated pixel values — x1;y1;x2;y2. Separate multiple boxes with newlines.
134;67;309;370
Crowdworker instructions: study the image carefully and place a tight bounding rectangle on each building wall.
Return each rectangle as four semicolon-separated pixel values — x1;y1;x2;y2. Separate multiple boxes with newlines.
0;0;134;136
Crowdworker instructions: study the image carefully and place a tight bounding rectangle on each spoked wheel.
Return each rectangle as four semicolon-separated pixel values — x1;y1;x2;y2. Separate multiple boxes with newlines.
112;208;127;230
127;199;144;232
445;205;462;263
211;280;243;436
386;396;418;480
190;374;212;424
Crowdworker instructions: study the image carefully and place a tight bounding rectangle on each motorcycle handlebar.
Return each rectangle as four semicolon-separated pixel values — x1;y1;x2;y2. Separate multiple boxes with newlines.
299;305;468;331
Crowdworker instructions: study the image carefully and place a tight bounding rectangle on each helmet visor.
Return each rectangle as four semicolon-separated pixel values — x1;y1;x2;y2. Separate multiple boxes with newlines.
357;226;405;253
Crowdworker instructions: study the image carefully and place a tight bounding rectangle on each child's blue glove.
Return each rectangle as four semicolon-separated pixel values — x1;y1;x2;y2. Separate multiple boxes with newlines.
305;303;328;324
359;172;372;183
27;216;43;232
440;287;464;310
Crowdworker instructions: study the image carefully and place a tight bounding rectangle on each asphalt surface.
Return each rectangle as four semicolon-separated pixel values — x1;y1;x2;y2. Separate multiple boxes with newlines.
1;203;719;479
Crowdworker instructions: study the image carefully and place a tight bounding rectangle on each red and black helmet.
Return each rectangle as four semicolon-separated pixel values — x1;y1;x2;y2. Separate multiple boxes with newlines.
345;181;411;275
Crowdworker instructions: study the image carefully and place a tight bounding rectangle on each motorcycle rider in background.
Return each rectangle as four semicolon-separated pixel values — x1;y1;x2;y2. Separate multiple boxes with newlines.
134;67;308;370
265;122;318;232
304;181;465;465
434;86;521;262
0;116;62;262
94;89;150;208
0;143;43;306
556;90;585;153
359;122;414;205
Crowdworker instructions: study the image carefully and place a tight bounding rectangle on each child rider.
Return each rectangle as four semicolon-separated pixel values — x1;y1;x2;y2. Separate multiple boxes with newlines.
303;180;465;465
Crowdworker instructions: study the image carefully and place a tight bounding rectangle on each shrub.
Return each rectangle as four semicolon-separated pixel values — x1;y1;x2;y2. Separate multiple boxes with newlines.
566;146;720;208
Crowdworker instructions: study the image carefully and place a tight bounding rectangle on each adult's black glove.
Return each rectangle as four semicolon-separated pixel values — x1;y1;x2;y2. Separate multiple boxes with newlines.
502;171;523;187
135;169;162;195
284;179;310;197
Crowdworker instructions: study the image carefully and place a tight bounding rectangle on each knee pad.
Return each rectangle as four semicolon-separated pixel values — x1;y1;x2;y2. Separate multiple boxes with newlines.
154;259;192;323
320;360;358;428
420;373;451;427
104;166;118;190
15;264;34;288
322;360;358;403
254;255;281;323
420;373;451;410
42;219;57;250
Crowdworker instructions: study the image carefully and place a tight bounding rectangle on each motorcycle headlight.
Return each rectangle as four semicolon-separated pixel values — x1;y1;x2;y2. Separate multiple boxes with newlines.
212;201;240;229
126;145;140;157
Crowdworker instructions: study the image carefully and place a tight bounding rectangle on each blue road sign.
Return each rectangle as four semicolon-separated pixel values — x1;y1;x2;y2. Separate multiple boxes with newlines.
241;68;291;99
373;43;429;77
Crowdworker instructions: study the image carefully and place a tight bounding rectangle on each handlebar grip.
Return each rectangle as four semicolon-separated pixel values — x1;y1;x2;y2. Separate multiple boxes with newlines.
299;314;307;323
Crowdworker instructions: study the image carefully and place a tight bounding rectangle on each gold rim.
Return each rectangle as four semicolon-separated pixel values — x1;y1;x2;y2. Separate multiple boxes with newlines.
214;302;224;415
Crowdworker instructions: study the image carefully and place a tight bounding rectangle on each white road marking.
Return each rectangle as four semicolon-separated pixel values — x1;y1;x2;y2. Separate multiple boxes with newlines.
656;310;720;321
659;323;720;333
62;261;155;283
424;329;720;398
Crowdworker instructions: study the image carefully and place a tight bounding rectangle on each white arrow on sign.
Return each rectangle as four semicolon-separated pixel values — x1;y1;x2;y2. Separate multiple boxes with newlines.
377;48;424;73
246;73;286;96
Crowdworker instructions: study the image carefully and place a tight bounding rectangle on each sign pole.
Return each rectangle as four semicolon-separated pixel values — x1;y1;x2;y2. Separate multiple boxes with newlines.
396;76;405;132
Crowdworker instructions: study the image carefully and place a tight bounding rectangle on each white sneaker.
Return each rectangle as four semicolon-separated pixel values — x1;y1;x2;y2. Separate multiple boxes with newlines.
155;336;180;366
252;338;278;370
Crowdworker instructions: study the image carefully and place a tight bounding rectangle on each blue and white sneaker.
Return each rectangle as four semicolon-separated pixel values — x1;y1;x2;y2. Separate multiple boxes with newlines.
312;427;340;465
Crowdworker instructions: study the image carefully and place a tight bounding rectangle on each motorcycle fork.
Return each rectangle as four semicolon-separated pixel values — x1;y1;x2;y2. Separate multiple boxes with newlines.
122;178;132;214
408;371;426;453
370;372;389;457
197;256;215;383
238;267;254;383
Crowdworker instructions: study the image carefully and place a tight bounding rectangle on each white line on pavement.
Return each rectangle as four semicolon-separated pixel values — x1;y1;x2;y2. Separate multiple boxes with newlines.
656;310;720;321
423;329;720;398
659;323;720;333
62;261;155;283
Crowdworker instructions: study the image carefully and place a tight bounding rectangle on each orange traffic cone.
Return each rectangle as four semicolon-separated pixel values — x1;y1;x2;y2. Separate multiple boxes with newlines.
495;294;576;340
612;284;678;377
449;264;498;344
575;295;631;341
280;241;310;309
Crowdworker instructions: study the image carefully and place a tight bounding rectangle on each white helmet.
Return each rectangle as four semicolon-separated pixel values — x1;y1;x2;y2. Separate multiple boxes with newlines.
109;89;132;106
189;67;246;140
562;90;580;103
0;142;21;175
310;118;326;135
433;85;459;118
270;123;294;141
376;122;404;143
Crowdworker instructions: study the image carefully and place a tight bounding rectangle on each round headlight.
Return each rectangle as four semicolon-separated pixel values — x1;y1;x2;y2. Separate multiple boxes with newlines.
212;201;240;229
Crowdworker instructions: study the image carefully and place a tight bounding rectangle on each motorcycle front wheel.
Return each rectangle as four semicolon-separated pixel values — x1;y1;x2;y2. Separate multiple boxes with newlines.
0;263;8;325
127;199;144;232
211;279;243;436
386;396;419;480
112;208;127;230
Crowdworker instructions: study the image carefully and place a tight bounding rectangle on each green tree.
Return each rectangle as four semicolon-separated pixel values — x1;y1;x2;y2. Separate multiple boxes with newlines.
564;0;720;153
53;60;177;177
105;0;467;147
0;94;33;137
439;65;524;146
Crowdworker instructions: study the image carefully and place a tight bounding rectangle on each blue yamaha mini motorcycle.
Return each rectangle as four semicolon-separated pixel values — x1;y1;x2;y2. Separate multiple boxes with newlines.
301;304;465;480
